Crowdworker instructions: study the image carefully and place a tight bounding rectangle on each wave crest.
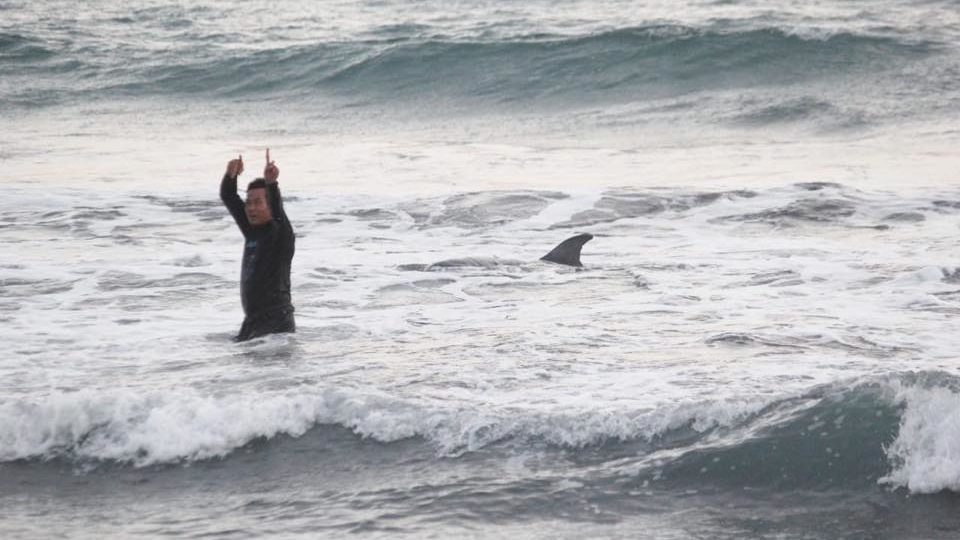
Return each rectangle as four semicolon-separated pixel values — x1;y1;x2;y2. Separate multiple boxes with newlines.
5;372;960;497
881;376;960;493
0;386;767;466
3;23;938;113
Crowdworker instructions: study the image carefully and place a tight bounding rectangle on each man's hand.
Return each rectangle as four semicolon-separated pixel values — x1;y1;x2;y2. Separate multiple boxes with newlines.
264;148;279;184
226;154;244;178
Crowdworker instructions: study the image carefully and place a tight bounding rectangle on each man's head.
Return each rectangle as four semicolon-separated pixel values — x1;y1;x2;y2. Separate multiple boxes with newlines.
245;178;272;226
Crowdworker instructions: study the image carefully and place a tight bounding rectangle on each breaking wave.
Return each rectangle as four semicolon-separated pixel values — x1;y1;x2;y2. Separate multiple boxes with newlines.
3;372;960;496
2;22;940;117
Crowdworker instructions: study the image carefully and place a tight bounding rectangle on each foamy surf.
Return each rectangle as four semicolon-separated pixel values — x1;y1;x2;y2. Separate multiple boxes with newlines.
5;0;960;538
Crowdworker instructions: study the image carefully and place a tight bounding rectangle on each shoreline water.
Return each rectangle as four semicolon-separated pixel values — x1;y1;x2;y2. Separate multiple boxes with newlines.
4;1;960;538
6;128;960;194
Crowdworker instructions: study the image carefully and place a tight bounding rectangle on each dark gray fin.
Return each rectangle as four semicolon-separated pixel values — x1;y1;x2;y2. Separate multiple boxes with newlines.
540;233;593;267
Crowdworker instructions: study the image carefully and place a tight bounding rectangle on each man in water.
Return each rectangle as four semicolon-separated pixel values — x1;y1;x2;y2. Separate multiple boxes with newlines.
220;150;296;341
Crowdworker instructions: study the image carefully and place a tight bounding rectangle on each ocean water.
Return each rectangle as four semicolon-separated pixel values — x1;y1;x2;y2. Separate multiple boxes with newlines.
3;1;960;538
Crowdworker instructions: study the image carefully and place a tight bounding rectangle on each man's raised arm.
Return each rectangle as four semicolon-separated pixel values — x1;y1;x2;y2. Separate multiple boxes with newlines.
263;149;292;236
220;155;250;233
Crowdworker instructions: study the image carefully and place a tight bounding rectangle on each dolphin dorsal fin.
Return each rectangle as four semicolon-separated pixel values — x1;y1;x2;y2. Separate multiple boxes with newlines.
540;233;593;267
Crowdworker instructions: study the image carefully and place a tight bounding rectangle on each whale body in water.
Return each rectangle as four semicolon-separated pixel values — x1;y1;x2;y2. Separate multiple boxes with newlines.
399;234;594;272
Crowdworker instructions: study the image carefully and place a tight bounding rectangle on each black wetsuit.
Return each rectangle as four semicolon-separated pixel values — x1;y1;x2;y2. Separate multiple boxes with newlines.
220;174;296;341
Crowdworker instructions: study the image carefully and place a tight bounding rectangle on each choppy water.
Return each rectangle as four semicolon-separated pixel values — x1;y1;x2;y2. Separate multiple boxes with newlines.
3;1;960;539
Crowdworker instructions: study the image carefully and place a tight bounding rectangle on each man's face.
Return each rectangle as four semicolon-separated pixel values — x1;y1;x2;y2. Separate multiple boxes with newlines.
245;188;272;226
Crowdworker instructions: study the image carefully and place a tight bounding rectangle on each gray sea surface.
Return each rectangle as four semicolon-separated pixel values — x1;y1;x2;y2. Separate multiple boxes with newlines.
3;1;960;538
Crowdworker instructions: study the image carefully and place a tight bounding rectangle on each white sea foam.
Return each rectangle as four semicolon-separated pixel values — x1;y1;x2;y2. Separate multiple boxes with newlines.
0;386;772;466
881;382;960;494
4;1;960;537
3;180;960;481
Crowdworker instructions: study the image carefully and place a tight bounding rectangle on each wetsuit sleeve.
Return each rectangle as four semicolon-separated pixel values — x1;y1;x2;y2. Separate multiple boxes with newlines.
220;173;250;234
267;183;294;246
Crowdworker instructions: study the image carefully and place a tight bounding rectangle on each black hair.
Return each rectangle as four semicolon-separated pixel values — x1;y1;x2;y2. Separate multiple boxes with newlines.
246;178;267;191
